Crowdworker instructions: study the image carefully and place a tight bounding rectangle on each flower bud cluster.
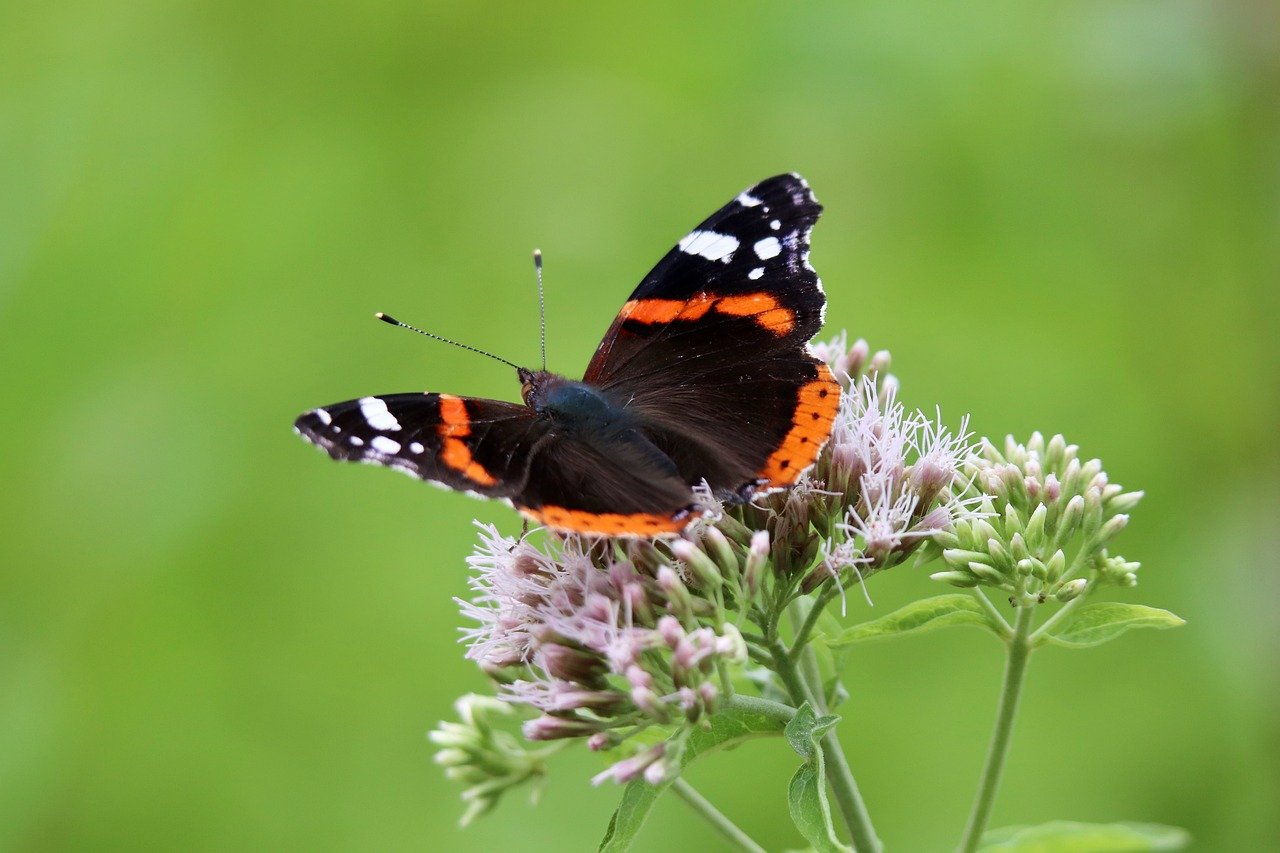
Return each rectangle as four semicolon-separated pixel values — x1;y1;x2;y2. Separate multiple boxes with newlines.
931;432;1143;601
428;694;552;826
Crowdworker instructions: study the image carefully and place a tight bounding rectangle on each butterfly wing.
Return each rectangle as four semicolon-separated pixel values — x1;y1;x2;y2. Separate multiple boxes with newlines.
584;173;826;385
294;393;698;534
294;394;546;498
583;173;840;496
513;427;701;535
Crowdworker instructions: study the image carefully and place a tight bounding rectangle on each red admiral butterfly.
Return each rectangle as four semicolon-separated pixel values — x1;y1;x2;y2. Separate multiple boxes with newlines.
294;173;840;536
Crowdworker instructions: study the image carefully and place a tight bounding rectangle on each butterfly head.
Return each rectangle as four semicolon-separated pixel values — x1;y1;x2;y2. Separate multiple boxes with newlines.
518;366;555;408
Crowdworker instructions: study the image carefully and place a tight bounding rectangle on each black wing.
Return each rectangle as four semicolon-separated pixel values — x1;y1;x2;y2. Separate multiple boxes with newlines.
294;393;700;535
294;393;546;498
584;173;825;386
582;173;840;497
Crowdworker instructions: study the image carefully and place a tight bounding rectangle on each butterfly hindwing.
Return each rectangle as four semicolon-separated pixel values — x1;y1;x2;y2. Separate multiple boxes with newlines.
514;427;700;535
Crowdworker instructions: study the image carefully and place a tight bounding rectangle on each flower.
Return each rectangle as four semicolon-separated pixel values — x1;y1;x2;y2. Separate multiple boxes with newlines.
458;523;746;742
932;432;1143;603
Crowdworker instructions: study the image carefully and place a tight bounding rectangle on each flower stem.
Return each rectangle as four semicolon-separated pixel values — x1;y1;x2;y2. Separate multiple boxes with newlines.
958;603;1036;852
972;587;1013;638
792;585;839;653
671;777;767;853
771;641;882;853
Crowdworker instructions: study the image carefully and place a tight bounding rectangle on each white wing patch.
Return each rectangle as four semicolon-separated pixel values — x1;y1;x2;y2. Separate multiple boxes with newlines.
358;396;401;431
370;435;402;454
753;237;781;260
678;230;739;263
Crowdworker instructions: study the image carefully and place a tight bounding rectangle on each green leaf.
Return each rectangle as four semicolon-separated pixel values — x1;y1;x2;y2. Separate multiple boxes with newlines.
829;594;1004;647
979;820;1190;851
1040;603;1186;649
784;703;851;853
599;700;790;852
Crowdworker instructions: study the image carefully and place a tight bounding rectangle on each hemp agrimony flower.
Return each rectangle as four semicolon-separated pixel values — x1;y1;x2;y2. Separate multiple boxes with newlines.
931;432;1144;604
431;332;1184;853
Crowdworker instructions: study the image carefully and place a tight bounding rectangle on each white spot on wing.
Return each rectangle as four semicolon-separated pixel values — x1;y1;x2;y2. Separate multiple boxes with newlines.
409;441;425;454
753;236;782;260
313;408;332;425
737;191;762;207
748;267;765;280
371;435;401;454
349;436;364;446
678;230;739;263
770;219;780;230
358;396;401;431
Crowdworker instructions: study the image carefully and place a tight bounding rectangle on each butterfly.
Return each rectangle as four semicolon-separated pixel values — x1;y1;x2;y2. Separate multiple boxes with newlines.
293;173;840;536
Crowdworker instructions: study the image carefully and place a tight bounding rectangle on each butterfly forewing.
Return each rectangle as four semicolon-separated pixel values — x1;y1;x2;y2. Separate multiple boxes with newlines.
584;173;825;387
294;394;543;498
583;173;839;497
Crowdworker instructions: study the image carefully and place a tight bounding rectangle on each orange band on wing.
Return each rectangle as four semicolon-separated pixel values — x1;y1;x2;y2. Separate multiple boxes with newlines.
712;293;795;336
438;394;471;435
436;394;498;486
620;296;714;325
523;505;690;535
620;292;795;337
759;363;841;486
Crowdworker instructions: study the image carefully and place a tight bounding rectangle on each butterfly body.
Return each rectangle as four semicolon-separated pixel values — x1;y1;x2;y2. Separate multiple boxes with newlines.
295;173;840;536
523;372;629;435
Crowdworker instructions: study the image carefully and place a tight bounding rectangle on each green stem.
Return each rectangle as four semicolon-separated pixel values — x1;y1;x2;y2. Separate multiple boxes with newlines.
771;641;882;853
671;778;767;853
972;587;1013;638
957;604;1036;852
792;585;840;653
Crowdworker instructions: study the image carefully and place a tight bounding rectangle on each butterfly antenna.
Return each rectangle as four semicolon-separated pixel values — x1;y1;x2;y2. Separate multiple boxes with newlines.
533;249;546;371
374;312;522;371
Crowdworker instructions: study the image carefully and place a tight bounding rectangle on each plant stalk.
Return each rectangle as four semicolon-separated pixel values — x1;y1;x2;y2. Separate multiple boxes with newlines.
771;641;882;852
957;603;1036;852
671;778;767;853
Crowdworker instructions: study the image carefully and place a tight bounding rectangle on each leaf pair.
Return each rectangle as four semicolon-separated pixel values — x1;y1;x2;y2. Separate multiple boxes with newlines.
829;595;1183;649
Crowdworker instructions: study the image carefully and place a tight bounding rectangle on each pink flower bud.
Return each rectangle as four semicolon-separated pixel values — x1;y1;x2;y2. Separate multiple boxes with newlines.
657;615;685;649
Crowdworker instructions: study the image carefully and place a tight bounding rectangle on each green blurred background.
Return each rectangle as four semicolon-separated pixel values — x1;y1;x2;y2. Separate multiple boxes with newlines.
3;1;1277;849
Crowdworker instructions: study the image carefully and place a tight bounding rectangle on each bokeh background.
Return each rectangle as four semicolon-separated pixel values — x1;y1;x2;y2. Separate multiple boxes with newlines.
3;1;1277;849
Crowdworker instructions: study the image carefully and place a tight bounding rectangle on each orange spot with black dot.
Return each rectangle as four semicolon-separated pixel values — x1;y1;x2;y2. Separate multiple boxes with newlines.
759;362;841;486
522;505;690;536
436;394;498;486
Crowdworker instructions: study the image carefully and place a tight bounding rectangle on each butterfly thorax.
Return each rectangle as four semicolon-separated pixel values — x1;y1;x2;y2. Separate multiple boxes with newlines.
519;369;629;435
